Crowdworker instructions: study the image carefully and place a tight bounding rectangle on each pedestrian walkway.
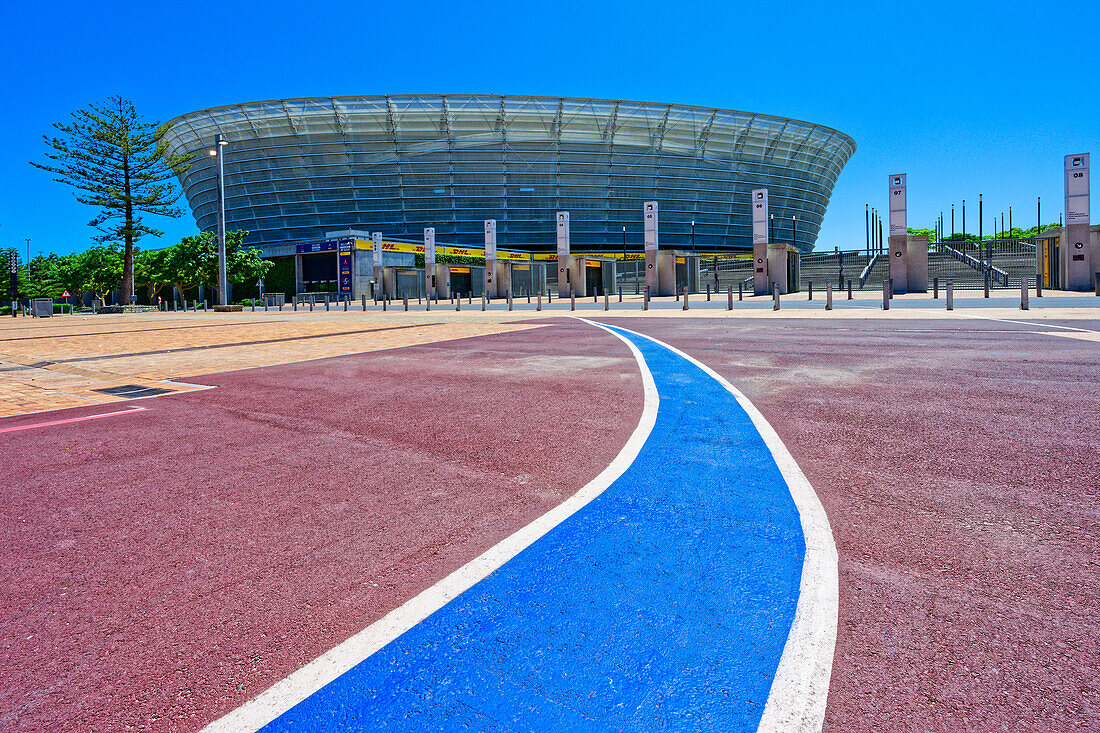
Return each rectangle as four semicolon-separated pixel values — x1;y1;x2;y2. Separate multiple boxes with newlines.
211;323;836;732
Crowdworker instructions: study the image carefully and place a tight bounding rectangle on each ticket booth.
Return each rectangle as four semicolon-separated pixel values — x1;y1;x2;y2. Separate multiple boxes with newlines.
449;266;473;298
1036;235;1060;289
675;254;700;294
766;243;800;295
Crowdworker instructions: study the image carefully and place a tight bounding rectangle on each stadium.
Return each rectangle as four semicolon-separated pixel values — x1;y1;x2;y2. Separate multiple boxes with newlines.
161;95;856;254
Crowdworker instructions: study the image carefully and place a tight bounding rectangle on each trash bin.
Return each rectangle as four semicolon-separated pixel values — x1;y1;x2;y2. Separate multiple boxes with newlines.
31;298;53;318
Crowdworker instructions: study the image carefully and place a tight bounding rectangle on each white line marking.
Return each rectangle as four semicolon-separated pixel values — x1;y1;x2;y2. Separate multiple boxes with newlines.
581;319;839;733
200;327;659;733
930;311;1100;334
0;406;147;434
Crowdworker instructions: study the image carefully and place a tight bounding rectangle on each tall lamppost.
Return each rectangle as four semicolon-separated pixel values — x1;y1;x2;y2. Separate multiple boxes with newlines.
769;213;774;243
621;225;626;261
209;134;229;306
791;215;797;248
865;203;869;255
951;203;955;238
690;218;695;256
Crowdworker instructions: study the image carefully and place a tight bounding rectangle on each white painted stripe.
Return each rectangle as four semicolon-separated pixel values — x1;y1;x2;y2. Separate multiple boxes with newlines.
583;320;839;733
200;327;659;733
0;406;147;434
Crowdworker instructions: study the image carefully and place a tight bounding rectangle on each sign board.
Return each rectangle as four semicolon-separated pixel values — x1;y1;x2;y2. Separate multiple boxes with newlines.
338;239;353;294
484;219;497;260
61;290;71;297
888;174;907;236
751;189;768;244
1065;153;1090;225
556;212;570;260
423;228;436;267
372;231;383;268
643;201;659;251
9;251;17;301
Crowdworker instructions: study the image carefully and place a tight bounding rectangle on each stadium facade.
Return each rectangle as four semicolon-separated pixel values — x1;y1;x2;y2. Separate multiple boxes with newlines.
162;95;855;253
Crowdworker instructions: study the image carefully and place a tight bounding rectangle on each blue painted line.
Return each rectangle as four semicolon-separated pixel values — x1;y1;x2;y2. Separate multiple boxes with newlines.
262;325;806;732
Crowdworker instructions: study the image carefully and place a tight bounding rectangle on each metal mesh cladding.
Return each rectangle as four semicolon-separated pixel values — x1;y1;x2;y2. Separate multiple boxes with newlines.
162;95;856;252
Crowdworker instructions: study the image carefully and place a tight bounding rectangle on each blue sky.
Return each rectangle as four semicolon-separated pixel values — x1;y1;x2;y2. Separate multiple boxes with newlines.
2;0;1097;257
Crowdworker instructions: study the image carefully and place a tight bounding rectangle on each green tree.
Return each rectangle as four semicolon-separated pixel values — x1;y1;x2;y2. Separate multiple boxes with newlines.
164;231;265;302
30;96;192;306
134;248;174;302
79;245;124;307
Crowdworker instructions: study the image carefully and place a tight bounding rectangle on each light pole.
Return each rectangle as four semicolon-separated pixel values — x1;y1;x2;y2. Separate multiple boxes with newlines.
791;215;797;248
210;134;229;306
769;213;774;243
622;225;626;262
951;203;955;238
865;203;869;255
690;218;695;256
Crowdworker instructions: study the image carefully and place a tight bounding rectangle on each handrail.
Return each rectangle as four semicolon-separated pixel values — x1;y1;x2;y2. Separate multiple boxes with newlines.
942;246;1009;285
858;254;879;288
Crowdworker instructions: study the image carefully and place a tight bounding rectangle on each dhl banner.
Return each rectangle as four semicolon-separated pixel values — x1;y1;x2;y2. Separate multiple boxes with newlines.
349;239;746;262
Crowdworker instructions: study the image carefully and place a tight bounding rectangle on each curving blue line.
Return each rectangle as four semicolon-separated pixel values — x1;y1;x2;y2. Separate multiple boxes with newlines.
262;325;805;732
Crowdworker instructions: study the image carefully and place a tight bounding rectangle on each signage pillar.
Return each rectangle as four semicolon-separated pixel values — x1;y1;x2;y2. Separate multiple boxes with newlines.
372;231;383;299
338;239;354;298
751;189;769;295
484;219;497;298
424;227;436;300
556;211;570;297
644;201;659;296
888;173;908;294
1064;153;1091;290
8;251;17;317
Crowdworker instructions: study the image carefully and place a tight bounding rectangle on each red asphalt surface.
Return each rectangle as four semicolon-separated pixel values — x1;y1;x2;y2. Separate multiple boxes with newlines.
602;316;1100;732
0;322;643;732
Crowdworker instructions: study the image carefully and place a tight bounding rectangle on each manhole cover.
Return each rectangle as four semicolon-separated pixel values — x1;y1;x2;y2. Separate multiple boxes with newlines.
93;384;172;398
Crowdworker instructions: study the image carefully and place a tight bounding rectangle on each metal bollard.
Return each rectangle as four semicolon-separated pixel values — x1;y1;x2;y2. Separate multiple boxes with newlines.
469;293;472;305
481;294;486;311
381;296;386;311
847;279;853;300
362;295;367;310
682;288;689;311
593;292;597;303
618;286;622;303
643;286;649;311
455;295;460;311
706;284;711;301
570;288;575;311
826;281;833;310
882;280;890;310
738;280;743;301
537;292;542;311
604;291;609;311
727;284;733;310
984;274;990;298
265;300;269;312
203;299;208;311
1095;272;1100;296
933;277;939;299
675;287;680;302
309;299;314;311
508;290;513;312
325;296;330;311
887;279;893;299
946;280;954;310
251;300;256;312
278;301;282;311
344;297;348;311
772;284;780;311
808;281;813;300
403;294;408;311
1036;277;1042;298
1021;278;1029;310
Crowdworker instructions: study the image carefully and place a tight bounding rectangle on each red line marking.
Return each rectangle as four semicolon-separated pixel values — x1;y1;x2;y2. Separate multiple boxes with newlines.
0;406;148;434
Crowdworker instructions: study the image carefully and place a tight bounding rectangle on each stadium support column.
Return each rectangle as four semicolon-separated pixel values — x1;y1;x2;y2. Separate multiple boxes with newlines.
484;219;498;298
424;227;436;300
556;212;570;297
752;188;769;295
1063;153;1091;290
644;201;659;296
888;174;909;294
372;231;384;299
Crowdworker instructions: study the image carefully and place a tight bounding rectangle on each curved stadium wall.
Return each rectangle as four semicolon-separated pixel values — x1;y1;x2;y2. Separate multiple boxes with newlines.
162;95;855;253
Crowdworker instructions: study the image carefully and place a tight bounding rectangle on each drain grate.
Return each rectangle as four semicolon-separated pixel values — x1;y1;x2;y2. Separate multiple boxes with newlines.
94;384;172;399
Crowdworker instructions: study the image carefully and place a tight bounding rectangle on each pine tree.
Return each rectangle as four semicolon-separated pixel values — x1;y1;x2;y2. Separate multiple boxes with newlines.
31;96;192;305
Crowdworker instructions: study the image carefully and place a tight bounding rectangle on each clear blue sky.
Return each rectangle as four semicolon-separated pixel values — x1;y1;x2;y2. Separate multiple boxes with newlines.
2;0;1097;257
